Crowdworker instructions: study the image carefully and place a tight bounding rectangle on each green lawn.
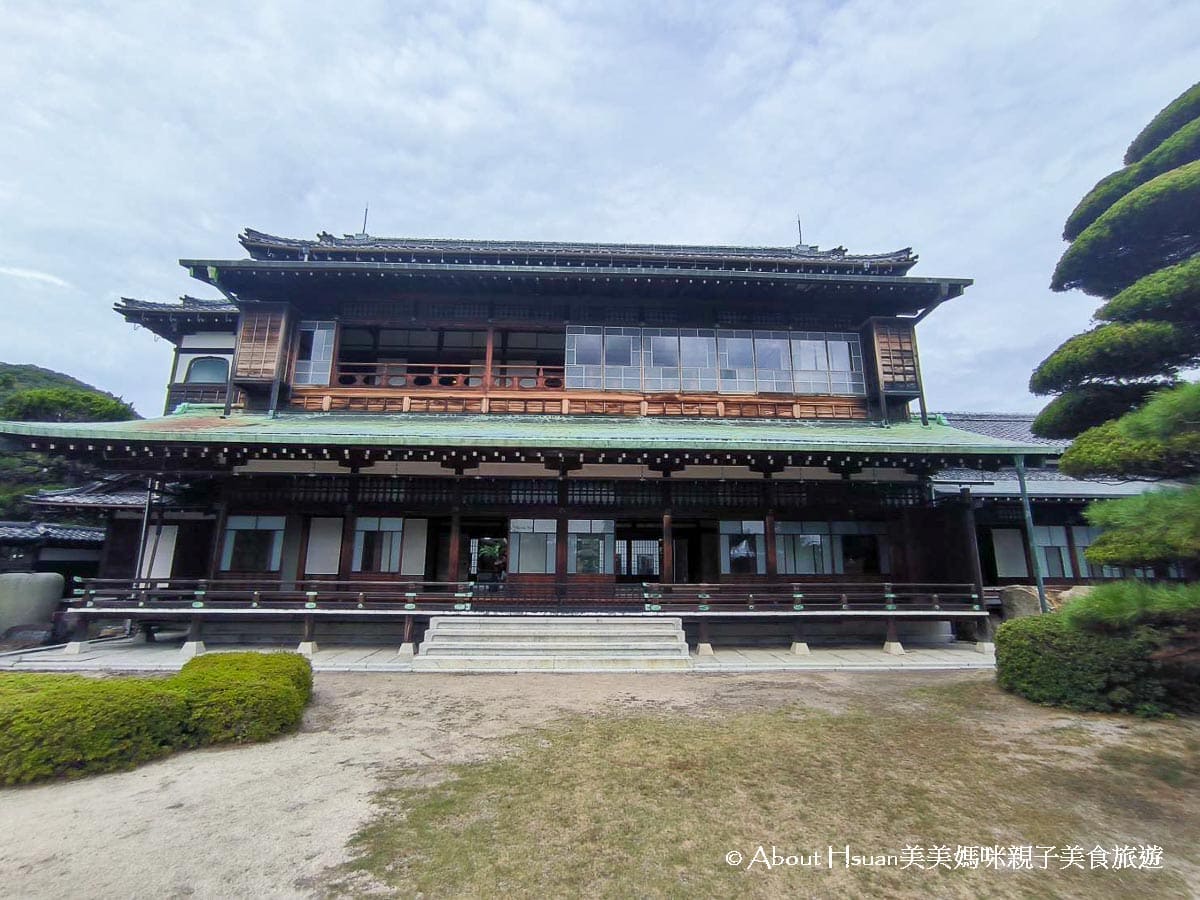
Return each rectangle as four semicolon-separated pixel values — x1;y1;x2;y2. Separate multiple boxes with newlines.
327;678;1200;899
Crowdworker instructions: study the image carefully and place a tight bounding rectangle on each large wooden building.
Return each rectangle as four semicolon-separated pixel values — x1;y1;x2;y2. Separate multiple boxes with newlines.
1;228;1129;652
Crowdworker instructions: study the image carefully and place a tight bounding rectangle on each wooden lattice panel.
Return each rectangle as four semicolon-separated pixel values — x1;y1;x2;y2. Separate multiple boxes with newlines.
233;310;288;381
874;322;920;393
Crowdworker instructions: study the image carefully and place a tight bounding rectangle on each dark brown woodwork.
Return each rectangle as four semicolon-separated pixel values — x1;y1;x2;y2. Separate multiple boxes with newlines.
661;511;674;585
447;512;462;582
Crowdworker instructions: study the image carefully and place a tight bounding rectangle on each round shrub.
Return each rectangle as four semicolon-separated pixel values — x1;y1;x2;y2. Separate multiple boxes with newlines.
178;651;313;702
995;614;1166;716
0;677;190;784
172;652;312;744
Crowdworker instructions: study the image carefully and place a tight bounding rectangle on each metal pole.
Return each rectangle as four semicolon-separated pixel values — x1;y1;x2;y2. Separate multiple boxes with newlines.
1013;455;1048;613
133;477;156;586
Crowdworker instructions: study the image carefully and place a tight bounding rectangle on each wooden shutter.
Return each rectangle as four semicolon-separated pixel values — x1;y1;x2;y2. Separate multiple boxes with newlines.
233;309;288;381
873;322;920;393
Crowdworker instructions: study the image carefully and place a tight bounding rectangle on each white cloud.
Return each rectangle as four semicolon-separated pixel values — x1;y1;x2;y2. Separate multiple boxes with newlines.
0;267;71;289
0;0;1196;416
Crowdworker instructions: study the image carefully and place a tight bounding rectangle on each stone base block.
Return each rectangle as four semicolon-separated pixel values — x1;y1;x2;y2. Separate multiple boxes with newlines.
789;641;810;655
297;641;318;656
974;641;995;654
883;640;906;656
696;642;715;656
179;640;206;658
63;640;88;655
397;642;416;657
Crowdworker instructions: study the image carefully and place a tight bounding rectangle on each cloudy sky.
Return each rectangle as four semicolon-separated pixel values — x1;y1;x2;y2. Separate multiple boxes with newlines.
1;1;1196;416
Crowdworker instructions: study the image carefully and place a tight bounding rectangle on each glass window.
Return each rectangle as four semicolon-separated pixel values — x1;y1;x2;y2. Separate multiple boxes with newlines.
574;334;602;365
352;517;404;573
776;522;831;575
791;339;828;371
509;518;558;574
754;334;792;393
650;336;679;367
1033;526;1074;579
719;520;766;575
717;332;757;394
293;321;336;386
220;515;285;572
567;522;615;575
184;356;229;384
604;335;634;367
679;330;719;391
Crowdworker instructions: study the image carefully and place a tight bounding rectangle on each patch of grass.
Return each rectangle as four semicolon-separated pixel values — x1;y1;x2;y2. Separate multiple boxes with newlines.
329;684;1198;899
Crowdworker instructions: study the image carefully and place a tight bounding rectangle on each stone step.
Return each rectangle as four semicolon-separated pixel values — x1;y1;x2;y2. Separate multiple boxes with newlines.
425;626;683;638
422;636;688;647
420;646;690;658
424;615;669;626
411;656;691;672
418;614;690;664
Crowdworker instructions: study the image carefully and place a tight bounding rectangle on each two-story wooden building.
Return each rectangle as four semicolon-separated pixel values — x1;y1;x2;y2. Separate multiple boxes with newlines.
1;229;1060;652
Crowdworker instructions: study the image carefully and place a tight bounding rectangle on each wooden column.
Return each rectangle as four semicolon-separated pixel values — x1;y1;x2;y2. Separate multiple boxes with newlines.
447;512;462;583
661;511;674;585
556;474;569;587
764;509;778;578
483;326;495;392
959;488;985;600
763;473;778;578
661;471;674;584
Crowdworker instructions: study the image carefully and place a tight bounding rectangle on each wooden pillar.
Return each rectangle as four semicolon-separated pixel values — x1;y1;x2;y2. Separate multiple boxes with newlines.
555;517;569;583
764;509;778;578
483;326;495;392
447;512;462;584
555;474;569;588
763;471;778;578
959;488;985;600
661;511;674;585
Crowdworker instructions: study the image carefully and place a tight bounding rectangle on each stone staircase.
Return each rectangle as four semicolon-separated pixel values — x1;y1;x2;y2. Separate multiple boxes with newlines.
412;615;691;672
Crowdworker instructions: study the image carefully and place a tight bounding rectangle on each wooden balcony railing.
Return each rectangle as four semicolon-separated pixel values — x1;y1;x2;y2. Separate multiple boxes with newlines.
68;578;983;616
331;363;564;392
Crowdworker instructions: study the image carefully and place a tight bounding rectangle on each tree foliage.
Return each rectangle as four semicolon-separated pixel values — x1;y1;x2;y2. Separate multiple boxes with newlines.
1034;82;1200;447
1028;321;1193;394
0;387;136;423
1124;80;1200;165
1096;254;1200;324
1060;383;1200;479
1030;383;1162;439
1050;158;1200;296
1064;116;1200;240
0;364;139;518
1083;489;1200;567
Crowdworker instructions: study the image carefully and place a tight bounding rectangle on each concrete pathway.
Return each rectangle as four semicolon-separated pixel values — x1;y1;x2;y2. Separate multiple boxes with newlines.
0;637;995;673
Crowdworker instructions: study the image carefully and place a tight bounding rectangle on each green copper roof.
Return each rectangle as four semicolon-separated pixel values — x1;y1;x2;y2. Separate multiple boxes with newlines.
0;407;1046;457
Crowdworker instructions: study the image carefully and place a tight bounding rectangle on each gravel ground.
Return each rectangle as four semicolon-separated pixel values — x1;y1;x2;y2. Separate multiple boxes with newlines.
0;670;1059;898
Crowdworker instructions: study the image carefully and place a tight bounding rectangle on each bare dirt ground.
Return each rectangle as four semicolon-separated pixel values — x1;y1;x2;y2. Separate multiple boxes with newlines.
0;671;1195;899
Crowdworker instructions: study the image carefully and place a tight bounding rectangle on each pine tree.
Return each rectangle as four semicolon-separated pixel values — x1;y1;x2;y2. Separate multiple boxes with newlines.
1030;82;1200;572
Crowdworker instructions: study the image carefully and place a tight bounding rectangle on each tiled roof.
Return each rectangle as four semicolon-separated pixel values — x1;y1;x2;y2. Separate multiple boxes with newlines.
240;228;920;269
0;521;106;544
930;466;1156;499
935;412;1069;450
0;408;1048;457
116;296;238;314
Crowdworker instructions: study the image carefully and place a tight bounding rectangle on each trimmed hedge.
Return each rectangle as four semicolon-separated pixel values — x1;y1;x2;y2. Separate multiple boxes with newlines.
1028;321;1194;394
1065;116;1200;240
0;652;312;785
172;652;311;744
1030;382;1161;439
995;614;1166;716
1124;81;1200;165
1051;158;1200;296
0;678;189;783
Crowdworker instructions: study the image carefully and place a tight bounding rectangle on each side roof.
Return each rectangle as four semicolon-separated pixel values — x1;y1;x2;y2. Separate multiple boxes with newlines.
115;296;239;341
